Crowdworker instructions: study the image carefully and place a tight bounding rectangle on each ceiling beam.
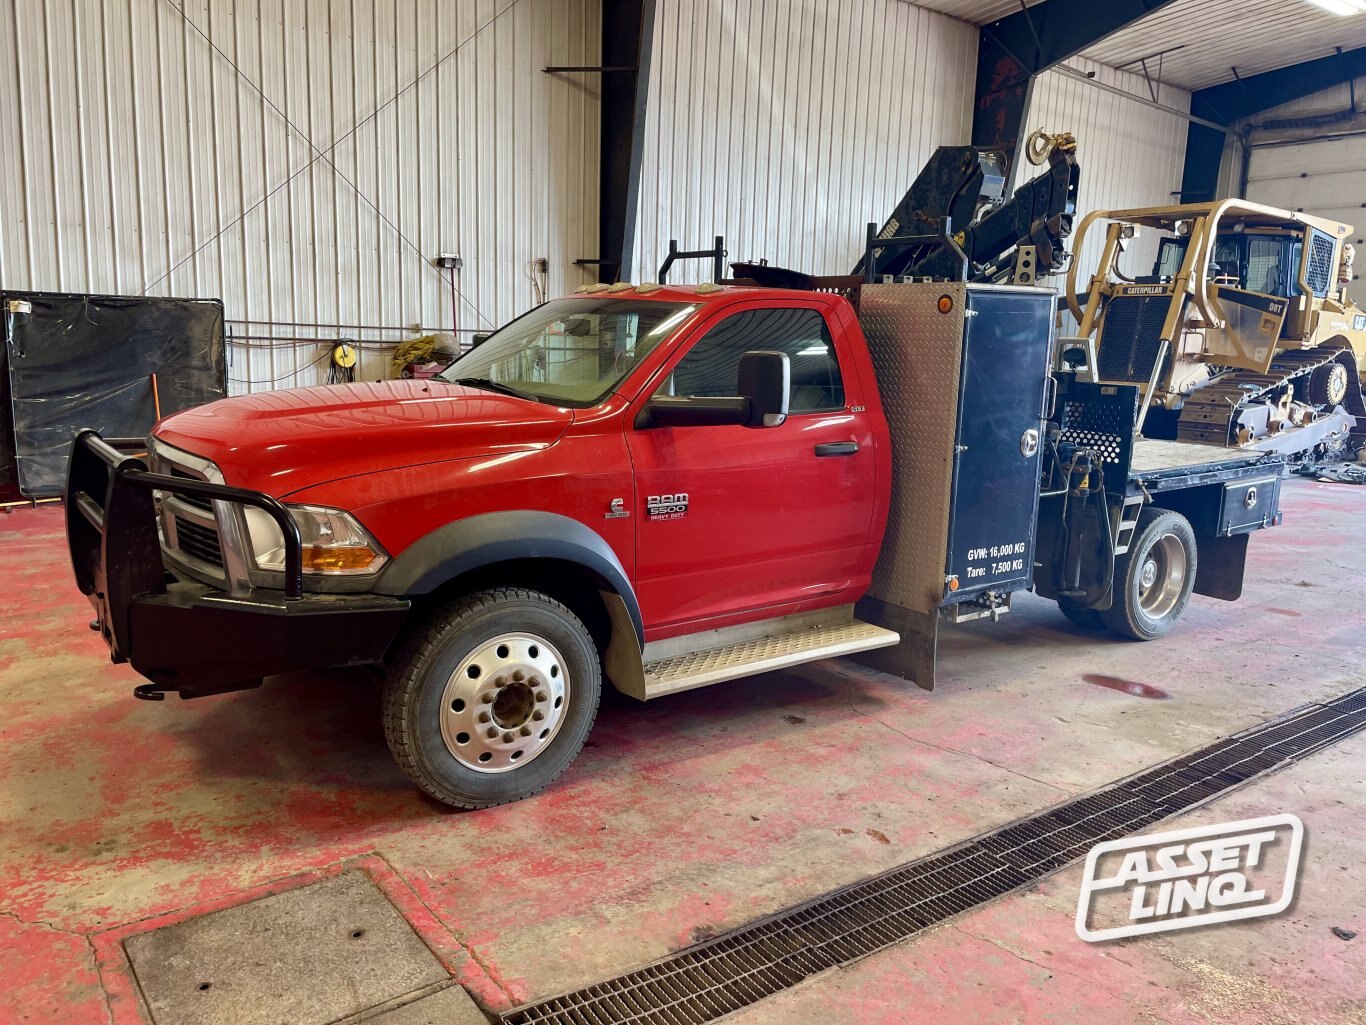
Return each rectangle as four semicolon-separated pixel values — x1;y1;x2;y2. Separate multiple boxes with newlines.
971;0;1179;168
1180;45;1366;203
1192;45;1366;124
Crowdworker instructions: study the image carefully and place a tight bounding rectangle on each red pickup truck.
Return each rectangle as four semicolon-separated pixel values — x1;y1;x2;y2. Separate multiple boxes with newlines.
67;277;1284;808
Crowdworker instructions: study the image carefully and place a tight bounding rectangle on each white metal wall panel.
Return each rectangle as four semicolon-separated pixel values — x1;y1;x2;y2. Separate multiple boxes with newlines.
631;0;978;284
1022;57;1192;312
1234;77;1366;196
1250;136;1366;183
1242;78;1366;305
0;0;600;393
1251;76;1366;121
1247;137;1366;306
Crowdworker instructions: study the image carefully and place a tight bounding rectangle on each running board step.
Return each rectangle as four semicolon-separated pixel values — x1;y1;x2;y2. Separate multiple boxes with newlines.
641;619;900;699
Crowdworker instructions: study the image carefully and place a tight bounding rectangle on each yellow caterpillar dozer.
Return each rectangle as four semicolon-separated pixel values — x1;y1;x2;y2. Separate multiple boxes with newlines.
1064;200;1366;459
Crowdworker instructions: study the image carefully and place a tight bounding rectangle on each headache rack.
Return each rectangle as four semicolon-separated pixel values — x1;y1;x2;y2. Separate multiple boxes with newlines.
727;259;865;308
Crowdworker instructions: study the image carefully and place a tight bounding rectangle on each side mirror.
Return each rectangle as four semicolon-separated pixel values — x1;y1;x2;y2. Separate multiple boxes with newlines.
634;349;790;430
737;350;790;427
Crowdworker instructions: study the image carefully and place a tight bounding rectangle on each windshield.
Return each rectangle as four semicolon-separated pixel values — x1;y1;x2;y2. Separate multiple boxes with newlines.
1155;238;1187;279
1154;237;1240;278
438;297;696;406
1153;232;1297;297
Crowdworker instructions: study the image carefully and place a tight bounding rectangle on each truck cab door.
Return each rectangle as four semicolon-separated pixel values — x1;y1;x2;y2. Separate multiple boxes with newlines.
626;304;877;637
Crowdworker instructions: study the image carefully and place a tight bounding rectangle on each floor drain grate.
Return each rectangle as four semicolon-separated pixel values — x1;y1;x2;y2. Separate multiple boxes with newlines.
502;687;1366;1025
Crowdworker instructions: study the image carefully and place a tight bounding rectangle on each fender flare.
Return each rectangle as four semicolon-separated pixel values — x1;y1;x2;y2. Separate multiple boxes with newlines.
374;510;643;646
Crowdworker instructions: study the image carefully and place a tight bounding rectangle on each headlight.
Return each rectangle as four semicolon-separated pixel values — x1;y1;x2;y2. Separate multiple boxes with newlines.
243;505;388;576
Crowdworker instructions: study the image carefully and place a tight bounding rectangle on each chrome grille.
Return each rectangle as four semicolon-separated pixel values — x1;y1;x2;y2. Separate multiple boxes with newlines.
172;515;224;567
168;467;214;513
153;442;230;580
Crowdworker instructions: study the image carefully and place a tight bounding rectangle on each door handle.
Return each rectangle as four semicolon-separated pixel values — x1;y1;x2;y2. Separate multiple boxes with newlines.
814;441;859;457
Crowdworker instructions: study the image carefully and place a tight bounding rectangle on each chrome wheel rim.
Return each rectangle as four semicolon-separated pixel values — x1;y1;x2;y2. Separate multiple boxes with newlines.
1137;534;1186;620
439;632;570;773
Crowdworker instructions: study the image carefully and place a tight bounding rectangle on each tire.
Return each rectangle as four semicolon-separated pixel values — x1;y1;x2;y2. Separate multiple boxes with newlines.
1307;360;1350;408
1101;508;1197;641
1057;599;1106;631
382;588;601;809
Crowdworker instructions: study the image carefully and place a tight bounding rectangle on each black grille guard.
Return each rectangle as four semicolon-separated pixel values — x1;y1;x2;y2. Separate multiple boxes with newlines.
65;430;304;662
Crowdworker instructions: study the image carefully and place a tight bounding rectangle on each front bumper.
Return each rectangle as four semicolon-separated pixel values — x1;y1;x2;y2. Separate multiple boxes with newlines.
66;430;410;698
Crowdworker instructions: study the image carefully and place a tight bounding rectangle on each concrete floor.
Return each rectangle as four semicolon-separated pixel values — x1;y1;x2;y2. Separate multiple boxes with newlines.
1;477;1363;1024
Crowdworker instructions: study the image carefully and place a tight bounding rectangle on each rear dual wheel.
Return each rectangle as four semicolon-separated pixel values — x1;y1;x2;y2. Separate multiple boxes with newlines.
1101;508;1197;641
1054;507;1197;640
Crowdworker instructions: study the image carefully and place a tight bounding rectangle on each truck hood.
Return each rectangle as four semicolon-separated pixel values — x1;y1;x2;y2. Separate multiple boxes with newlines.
152;379;574;495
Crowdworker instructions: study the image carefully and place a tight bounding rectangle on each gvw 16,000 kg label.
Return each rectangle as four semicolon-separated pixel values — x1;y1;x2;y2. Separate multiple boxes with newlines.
964;539;1027;580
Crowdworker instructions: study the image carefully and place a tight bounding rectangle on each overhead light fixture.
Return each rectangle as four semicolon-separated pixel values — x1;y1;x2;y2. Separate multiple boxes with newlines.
1305;0;1366;14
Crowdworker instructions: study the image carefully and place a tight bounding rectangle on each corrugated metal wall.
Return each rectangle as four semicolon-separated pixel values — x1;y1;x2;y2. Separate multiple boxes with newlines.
0;0;600;392
1240;77;1366;305
1221;75;1366;201
631;0;978;283
1022;57;1192;311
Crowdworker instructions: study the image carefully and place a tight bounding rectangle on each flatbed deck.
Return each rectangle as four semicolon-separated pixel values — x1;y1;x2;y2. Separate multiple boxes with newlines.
1127;438;1284;493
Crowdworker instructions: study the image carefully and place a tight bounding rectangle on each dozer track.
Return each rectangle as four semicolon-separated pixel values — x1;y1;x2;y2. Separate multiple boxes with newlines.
1176;345;1366;450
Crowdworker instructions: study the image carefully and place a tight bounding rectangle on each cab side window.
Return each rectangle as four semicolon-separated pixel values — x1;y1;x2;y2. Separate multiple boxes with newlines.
670;308;844;413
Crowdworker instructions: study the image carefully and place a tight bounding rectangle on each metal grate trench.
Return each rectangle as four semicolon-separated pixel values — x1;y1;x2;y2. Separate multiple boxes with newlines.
502;687;1366;1025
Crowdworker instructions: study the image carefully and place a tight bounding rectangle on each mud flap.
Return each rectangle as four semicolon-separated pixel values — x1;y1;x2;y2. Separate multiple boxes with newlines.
1194;532;1250;601
852;597;937;692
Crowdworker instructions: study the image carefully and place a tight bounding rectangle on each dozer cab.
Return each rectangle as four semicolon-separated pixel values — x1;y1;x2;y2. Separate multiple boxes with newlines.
1064;200;1366;459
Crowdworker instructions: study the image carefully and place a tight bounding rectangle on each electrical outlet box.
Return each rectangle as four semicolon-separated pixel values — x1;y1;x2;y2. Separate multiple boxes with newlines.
435;253;463;270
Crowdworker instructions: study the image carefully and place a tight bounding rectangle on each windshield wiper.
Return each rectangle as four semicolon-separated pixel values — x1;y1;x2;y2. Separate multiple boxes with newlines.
446;377;539;403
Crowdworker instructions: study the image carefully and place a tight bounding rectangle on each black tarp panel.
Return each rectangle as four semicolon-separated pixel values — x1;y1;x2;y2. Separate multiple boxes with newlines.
3;292;226;496
0;308;14;492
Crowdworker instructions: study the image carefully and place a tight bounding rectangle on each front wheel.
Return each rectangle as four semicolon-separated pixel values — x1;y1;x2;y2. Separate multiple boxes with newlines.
1101;508;1197;641
382;588;602;809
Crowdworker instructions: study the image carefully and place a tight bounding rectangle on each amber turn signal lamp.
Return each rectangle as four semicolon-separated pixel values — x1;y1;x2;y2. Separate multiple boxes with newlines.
300;546;382;573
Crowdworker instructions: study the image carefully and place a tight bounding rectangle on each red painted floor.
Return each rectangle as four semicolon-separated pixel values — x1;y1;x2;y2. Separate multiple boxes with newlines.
2;478;1364;1023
